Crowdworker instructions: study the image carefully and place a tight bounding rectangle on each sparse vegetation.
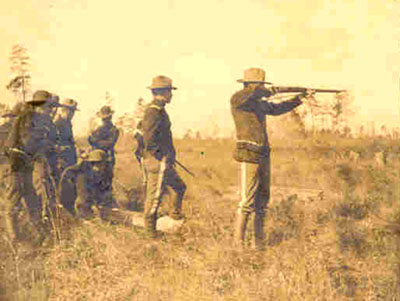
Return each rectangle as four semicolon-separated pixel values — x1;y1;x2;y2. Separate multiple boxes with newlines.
1;132;400;300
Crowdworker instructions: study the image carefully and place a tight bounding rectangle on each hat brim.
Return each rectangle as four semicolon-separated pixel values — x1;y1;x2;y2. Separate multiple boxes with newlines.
237;79;272;84
97;112;114;118
147;86;177;90
61;104;79;111
26;100;47;106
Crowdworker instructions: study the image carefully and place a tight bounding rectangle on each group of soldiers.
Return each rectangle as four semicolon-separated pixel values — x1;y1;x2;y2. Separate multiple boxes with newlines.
2;90;119;243
3;67;314;250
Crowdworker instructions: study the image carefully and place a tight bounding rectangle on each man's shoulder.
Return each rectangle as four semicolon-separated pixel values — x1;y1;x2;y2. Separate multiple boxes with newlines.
110;122;119;134
231;88;252;105
32;113;54;127
145;103;163;112
55;118;68;127
144;103;163;119
231;88;246;97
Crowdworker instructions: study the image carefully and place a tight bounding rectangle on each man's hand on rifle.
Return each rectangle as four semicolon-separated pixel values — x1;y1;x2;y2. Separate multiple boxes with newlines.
301;89;316;100
166;151;176;167
269;86;279;96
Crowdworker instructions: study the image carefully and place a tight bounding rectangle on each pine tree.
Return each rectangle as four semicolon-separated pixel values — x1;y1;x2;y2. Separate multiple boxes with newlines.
105;91;114;106
7;44;31;102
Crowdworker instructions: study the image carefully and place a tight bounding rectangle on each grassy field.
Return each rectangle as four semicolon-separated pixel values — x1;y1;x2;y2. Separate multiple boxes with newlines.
1;133;400;300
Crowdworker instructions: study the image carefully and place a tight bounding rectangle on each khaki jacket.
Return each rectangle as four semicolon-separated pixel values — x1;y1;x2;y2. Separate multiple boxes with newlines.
231;86;302;163
140;99;175;163
88;120;119;163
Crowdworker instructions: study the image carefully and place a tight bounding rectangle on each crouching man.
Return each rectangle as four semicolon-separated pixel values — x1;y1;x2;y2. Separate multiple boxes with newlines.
58;149;115;220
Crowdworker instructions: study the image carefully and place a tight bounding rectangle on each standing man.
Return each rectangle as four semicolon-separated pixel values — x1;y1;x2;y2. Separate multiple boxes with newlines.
3;90;58;243
230;67;314;250
54;98;79;215
141;75;186;237
88;105;119;195
36;93;60;216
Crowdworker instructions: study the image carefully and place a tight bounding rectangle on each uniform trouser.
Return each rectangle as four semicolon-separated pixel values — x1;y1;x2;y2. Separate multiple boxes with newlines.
57;150;77;215
89;148;115;191
143;157;186;236
105;161;114;190
76;187;114;220
33;155;57;219
235;155;270;249
58;172;77;216
5;167;44;241
46;151;59;186
57;148;77;178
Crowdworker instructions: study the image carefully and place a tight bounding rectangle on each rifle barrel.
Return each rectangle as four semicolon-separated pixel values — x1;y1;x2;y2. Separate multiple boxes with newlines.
271;86;344;94
175;160;195;177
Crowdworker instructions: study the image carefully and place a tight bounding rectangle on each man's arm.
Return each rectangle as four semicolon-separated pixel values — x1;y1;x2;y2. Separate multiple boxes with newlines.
142;108;162;159
259;95;303;116
133;121;144;163
231;89;263;110
110;126;119;147
232;87;276;112
88;127;117;149
260;88;317;116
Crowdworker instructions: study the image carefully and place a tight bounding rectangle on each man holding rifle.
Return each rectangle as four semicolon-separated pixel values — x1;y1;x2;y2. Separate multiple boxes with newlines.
4;90;60;244
140;75;187;238
231;67;317;250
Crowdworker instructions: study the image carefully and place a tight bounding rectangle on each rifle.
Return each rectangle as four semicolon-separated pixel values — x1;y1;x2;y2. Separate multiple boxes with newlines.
133;130;144;165
175;160;195;177
267;86;345;95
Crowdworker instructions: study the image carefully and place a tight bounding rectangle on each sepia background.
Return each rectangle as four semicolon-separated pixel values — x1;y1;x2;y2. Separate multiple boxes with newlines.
0;0;399;137
1;1;400;300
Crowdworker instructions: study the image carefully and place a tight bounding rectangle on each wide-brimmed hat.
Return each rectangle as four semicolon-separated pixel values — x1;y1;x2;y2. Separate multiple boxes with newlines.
61;98;79;111
27;90;52;105
147;75;177;90
97;105;114;118
237;68;272;84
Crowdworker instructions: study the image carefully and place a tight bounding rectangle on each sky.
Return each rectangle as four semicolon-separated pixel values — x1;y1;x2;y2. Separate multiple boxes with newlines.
0;0;399;137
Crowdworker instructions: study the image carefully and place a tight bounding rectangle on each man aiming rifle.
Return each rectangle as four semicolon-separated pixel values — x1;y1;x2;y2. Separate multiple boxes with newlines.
229;67;343;250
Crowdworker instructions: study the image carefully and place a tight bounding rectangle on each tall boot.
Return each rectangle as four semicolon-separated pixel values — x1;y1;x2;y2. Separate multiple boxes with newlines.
171;192;185;220
234;212;250;247
5;211;20;242
144;212;157;238
254;214;266;251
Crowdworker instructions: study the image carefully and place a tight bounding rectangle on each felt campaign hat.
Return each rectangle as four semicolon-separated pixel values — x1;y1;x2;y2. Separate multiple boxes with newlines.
97;105;114;118
237;68;272;84
147;75;177;90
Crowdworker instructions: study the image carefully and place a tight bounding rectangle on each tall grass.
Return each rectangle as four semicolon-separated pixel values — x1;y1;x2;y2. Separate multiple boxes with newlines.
1;133;400;300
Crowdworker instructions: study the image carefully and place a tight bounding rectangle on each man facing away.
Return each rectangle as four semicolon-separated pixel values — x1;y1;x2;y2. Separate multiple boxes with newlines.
88;105;119;196
34;93;61;220
45;94;61;184
140;75;186;237
54;98;79;215
230;67;314;250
